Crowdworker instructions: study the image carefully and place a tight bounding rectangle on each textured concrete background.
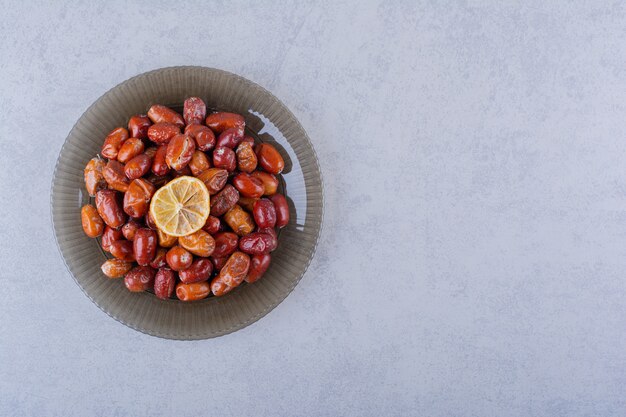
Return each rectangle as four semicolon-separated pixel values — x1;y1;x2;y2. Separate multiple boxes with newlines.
1;1;625;416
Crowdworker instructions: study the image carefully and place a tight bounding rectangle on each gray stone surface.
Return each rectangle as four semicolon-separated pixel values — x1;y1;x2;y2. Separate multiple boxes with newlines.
1;1;625;416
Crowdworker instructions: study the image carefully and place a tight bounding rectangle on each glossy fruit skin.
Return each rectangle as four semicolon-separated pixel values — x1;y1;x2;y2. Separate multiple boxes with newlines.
224;205;255;236
124;266;156;292
101;226;123;251
210;274;234;297
216;127;244;148
211;232;239;258
251;171;278;196
237;196;258;212
101;259;133;278
150;248;168;269
179;258;213;284
166;134;195;170
215;251;250;287
257;226;277;240
134;228;157;266
147;122;180;144
252;198;277;228
241;136;255;147
212;146;236;172
166;246;193;271
84;157;107;196
255;143;285;174
205;112;245;133
109;240;135;261
101;127;129;160
197;168;228;195
210;256;228;272
238;232;277;255
147;104;184;128
179;230;215;257
128;114;152;139
173;165;192;177
117;138;145;163
151;144;170;176
236;142;257;173
210;184;240;216
103;160;130;192
95;190;127;229
122;219;141;241
232;173;264;198
123;178;155;218
270;194;290;228
185;124;215;151
154;268;176;299
183;97;206;125
81;204;104;238
202;216;221;235
145;211;157;230
245;253;271;283
124;153;152;180
176;281;210;301
189;150;211;176
157;229;178;248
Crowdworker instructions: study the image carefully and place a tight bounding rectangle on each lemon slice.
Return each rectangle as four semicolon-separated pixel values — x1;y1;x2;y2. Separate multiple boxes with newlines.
149;176;210;237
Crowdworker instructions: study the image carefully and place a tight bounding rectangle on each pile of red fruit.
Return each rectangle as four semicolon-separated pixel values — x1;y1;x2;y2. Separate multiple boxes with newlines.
80;97;289;301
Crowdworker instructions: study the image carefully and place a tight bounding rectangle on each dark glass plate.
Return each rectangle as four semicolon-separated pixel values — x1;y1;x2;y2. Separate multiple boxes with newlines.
51;67;323;339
